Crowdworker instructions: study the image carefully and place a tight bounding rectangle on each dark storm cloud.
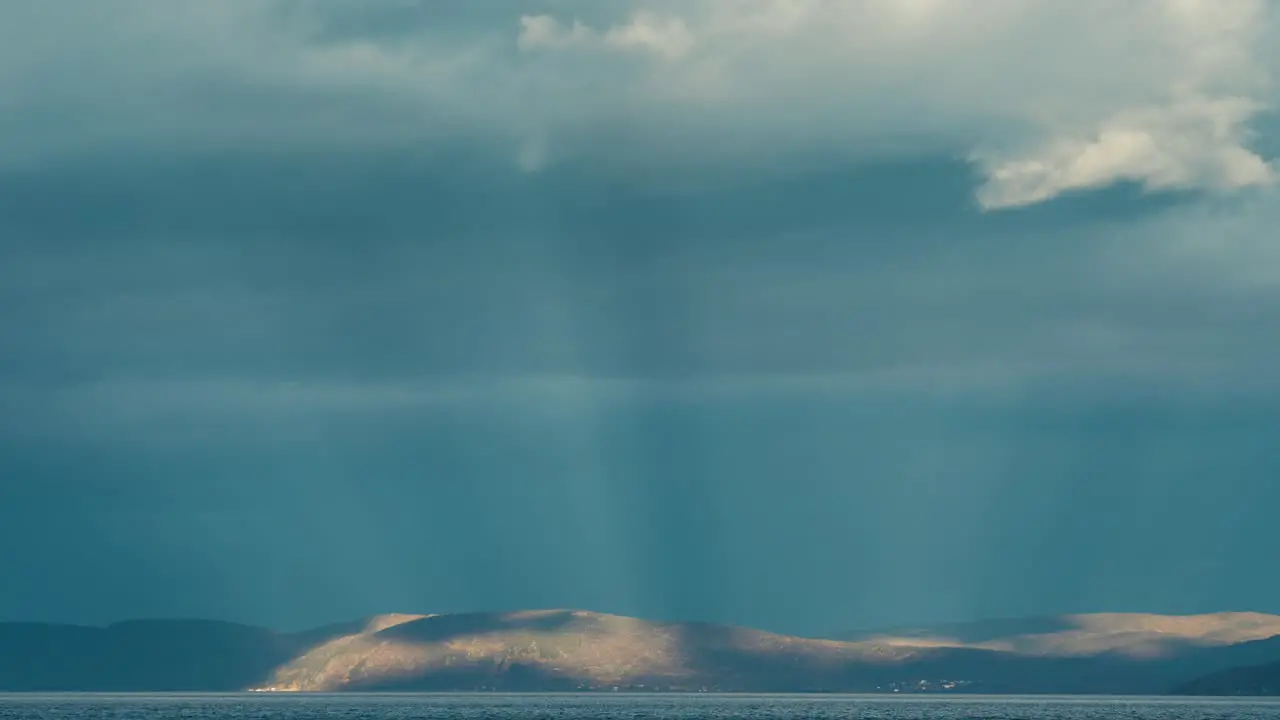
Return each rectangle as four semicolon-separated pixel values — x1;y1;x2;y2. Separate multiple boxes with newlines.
2;0;1279;635
3;149;1280;634
3;154;1276;389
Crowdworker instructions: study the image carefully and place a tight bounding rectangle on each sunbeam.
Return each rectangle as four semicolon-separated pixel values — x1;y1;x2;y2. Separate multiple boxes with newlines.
2;0;1280;701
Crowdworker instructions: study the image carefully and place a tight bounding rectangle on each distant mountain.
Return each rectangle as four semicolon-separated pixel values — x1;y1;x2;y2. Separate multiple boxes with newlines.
827;612;1280;659
1171;637;1280;696
0;619;296;691
3;610;1280;693
1174;659;1280;696
255;610;917;692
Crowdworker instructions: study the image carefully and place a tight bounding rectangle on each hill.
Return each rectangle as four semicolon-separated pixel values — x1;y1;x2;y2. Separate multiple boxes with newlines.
1171;638;1280;696
3;610;1280;693
255;609;917;692
828;612;1280;659
0;619;297;691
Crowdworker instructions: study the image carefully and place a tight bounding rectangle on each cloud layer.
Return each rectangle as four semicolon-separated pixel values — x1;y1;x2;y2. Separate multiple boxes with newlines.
2;0;1276;207
3;1;1280;636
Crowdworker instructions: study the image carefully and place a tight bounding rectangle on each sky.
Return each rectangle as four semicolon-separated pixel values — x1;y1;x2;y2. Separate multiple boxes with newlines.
2;0;1280;638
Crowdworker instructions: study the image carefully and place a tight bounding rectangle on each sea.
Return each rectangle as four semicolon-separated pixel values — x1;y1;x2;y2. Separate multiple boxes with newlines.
1;694;1278;720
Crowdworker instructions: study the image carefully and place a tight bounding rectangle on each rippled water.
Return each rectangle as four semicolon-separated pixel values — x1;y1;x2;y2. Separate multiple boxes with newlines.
2;694;1279;720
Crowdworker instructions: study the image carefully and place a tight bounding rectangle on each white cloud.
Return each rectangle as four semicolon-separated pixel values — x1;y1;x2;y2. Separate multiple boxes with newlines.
973;97;1275;208
509;0;1278;206
0;0;1276;207
518;12;695;59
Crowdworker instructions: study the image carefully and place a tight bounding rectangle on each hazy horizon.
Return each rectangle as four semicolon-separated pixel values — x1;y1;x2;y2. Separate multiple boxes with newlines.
3;1;1279;639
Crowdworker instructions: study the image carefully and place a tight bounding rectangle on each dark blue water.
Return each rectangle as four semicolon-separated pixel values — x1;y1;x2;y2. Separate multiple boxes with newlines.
1;694;1278;720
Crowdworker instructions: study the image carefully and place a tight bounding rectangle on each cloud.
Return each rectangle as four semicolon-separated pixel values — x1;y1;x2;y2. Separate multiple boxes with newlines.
0;0;1275;207
972;97;1275;209
6;1;1280;644
513;0;1278;206
518;12;695;59
3;173;1278;449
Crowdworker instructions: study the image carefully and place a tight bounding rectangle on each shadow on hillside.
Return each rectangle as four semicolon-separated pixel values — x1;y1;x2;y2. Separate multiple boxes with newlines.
657;621;1280;694
353;663;585;692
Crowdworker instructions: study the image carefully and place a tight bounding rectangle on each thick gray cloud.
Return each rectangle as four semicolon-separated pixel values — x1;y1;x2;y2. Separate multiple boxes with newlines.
1;1;1278;635
1;1;1276;204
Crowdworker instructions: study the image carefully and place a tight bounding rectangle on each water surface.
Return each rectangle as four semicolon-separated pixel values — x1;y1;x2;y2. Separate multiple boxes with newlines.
2;694;1278;720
